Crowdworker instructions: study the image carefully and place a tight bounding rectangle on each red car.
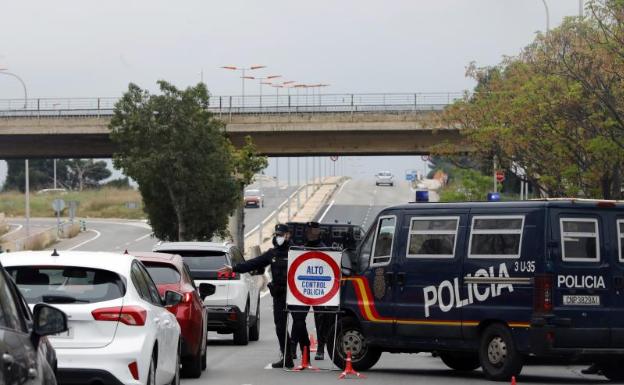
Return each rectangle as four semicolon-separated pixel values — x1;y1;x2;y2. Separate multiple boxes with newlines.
135;252;208;378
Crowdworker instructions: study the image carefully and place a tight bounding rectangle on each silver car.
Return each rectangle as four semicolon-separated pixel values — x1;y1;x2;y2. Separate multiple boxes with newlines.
375;171;394;186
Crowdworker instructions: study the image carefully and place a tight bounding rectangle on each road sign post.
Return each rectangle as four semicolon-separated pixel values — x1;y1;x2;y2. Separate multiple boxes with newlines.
52;199;66;236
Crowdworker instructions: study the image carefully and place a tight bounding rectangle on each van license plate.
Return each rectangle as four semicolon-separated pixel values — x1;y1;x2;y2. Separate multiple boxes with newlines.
563;295;600;306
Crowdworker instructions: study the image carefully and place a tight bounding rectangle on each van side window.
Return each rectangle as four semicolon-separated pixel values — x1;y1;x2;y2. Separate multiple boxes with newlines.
618;220;624;262
468;216;524;259
371;216;396;267
560;218;600;262
407;217;459;259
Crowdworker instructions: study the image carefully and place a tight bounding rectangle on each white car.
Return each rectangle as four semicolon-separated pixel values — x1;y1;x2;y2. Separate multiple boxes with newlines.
375;171;394;186
1;251;182;385
153;242;262;345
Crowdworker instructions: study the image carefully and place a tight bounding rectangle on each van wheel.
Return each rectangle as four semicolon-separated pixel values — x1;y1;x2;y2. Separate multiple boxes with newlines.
599;358;624;381
479;324;523;381
327;317;381;371
233;306;249;345
439;352;480;371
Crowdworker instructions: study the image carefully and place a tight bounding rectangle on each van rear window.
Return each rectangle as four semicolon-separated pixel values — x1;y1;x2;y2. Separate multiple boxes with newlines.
560;218;600;262
618;220;624;262
407;217;459;258
468;216;524;259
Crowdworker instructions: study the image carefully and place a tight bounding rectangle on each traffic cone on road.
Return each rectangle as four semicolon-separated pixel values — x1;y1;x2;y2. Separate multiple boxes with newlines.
293;347;319;371
338;351;366;379
510;376;517;385
309;334;318;353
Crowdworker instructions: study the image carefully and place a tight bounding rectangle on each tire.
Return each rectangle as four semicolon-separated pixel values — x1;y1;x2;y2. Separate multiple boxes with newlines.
599;358;624;381
201;347;207;371
233;306;249;345
170;343;181;385
439;351;480;371
249;297;260;342
478;324;523;381
327;316;381;371
147;354;156;385
182;348;202;378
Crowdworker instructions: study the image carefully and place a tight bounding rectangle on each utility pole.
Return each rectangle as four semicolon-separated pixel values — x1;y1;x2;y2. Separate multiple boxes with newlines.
579;0;584;17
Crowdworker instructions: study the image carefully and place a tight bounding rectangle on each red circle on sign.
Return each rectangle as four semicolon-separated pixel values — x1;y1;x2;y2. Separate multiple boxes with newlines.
330;155;339;162
288;251;341;306
496;171;505;182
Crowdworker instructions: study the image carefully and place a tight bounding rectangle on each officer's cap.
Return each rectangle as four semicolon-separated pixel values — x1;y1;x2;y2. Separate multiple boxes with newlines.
274;223;290;235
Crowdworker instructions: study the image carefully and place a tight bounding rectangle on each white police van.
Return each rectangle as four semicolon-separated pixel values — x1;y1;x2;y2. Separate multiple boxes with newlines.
331;199;624;381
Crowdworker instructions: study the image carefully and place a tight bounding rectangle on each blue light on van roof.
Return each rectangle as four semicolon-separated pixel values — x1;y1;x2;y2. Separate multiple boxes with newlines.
416;190;429;203
487;192;501;202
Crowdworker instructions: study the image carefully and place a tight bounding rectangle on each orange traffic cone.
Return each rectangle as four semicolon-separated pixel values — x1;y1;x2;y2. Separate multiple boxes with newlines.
309;334;318;353
510;376;516;385
338;351;366;379
293;346;319;371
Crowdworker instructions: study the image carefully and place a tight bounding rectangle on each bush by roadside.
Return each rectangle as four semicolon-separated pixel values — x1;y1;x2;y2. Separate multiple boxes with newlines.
0;188;145;220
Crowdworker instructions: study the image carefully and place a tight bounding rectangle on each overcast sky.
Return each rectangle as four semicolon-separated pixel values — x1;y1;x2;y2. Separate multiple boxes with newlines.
0;1;583;187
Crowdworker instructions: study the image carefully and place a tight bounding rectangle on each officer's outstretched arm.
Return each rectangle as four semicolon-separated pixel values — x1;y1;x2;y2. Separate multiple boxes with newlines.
231;251;273;274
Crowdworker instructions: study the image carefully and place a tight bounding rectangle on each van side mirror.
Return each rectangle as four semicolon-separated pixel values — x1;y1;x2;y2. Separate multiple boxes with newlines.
32;304;68;338
163;290;183;307
341;249;355;277
199;283;216;300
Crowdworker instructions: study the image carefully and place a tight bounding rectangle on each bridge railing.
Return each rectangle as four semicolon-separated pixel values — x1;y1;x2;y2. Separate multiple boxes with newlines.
0;92;465;117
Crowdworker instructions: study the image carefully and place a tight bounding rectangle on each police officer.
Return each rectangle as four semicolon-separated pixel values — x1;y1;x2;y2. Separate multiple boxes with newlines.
303;221;333;360
219;224;305;368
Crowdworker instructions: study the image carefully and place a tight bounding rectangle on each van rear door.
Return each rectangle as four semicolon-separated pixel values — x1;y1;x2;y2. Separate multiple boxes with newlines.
609;214;624;347
551;211;610;348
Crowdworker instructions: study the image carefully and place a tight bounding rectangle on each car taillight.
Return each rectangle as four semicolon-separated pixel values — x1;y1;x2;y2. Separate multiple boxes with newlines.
128;361;139;380
92;306;147;326
218;271;238;280
534;274;554;314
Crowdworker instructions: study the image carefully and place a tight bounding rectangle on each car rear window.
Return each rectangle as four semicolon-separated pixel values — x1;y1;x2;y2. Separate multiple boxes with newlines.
143;263;181;284
6;266;125;304
159;250;228;279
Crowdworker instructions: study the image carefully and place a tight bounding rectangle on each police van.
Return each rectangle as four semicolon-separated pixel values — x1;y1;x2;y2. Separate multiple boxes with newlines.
331;199;624;381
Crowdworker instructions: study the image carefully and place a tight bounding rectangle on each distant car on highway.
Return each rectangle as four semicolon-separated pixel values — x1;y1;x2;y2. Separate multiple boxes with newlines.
375;171;394;186
244;189;265;208
0;259;67;385
2;251;183;385
135;252;207;378
153;242;262;346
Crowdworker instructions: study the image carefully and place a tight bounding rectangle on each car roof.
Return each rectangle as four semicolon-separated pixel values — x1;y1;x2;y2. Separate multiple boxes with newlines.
0;251;136;275
384;199;624;211
153;241;232;253
133;252;185;269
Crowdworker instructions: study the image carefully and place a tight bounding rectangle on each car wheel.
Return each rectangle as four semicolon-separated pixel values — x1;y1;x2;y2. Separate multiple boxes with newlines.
479;323;523;381
233;306;249;345
147;354;156;385
182;346;202;378
249;297;260;342
327;317;381;371
170;343;181;385
439;351;480;371
201;344;207;371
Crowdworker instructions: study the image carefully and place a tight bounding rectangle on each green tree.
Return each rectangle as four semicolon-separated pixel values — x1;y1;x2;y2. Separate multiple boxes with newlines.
440;169;494;202
110;81;266;242
3;159;70;192
65;159;111;191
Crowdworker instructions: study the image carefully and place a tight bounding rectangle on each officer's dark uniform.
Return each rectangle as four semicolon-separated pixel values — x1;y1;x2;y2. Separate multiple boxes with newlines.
231;224;307;367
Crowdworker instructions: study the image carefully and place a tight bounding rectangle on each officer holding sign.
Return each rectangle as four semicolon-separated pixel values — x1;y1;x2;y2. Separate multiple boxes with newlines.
219;223;307;369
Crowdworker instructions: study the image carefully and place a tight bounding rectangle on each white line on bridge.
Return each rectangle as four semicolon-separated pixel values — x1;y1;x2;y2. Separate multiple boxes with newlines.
318;200;335;223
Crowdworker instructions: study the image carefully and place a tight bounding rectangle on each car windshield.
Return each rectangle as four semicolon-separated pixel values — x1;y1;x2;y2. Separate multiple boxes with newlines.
6;266;125;304
159;250;228;278
245;189;261;196
143;263;181;284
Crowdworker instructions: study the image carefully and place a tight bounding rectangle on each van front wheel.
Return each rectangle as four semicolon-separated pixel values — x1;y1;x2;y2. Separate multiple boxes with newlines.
479;324;523;381
439;352;480;371
327;317;381;371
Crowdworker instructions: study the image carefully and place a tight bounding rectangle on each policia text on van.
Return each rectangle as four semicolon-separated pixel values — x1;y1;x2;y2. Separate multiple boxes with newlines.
329;200;624;381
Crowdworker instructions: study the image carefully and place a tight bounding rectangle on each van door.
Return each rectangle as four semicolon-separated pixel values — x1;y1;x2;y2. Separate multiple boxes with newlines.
551;211;611;348
608;214;624;347
392;211;468;340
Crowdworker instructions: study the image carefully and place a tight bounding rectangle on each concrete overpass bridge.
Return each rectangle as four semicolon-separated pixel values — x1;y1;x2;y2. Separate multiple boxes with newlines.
0;93;466;158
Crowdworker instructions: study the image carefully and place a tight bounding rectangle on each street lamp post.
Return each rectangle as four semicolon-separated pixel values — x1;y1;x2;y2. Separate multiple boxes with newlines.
0;69;28;109
270;84;284;108
541;0;550;32
221;65;266;109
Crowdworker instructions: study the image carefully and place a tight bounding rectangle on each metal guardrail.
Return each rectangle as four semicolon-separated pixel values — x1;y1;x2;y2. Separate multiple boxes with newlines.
0;92;464;117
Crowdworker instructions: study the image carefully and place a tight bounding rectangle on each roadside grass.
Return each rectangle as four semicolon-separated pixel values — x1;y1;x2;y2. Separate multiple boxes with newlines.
0;188;145;219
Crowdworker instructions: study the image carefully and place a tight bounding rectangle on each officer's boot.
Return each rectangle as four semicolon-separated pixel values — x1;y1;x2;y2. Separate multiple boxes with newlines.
272;349;294;369
314;343;325;360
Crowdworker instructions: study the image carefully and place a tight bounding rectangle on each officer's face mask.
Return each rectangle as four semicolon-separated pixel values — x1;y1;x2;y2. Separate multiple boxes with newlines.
275;236;286;246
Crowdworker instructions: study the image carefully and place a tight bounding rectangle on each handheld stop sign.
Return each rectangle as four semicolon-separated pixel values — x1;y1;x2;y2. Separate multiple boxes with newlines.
287;249;342;307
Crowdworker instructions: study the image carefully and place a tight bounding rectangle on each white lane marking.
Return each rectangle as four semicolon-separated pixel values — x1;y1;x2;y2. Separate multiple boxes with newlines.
134;232;154;242
66;229;101;250
318;200;335;223
2;224;23;238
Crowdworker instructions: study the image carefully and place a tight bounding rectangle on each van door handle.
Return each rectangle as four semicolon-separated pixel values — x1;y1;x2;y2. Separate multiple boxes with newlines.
615;276;624;289
397;273;406;286
385;272;395;287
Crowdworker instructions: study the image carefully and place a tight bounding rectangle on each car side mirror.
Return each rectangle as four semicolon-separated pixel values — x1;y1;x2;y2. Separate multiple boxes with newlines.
199;283;216;300
33;304;68;337
163;290;183;307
